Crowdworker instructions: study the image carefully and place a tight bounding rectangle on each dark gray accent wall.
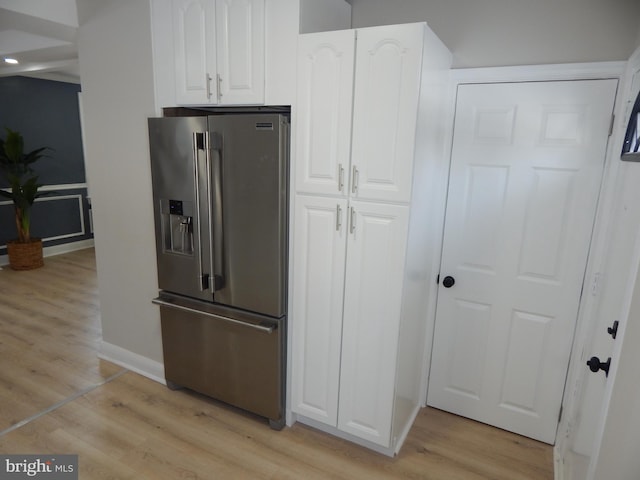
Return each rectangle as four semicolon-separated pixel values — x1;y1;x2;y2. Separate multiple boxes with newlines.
0;76;93;253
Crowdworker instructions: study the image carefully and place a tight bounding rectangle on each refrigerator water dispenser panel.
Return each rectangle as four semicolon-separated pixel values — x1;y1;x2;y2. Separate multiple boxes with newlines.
160;198;194;255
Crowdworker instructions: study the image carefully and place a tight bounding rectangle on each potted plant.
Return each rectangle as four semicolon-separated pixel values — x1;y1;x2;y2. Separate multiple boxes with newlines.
0;128;50;270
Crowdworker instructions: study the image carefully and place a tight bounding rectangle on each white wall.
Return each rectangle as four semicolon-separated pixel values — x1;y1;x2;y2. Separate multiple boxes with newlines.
77;0;163;365
350;0;640;68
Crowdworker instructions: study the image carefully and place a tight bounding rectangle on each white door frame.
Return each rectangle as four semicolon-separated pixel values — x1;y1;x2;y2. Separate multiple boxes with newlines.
420;60;627;456
584;49;640;480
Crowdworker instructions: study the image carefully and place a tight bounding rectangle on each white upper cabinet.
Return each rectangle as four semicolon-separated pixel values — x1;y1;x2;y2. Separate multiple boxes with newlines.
152;0;352;109
172;0;264;105
295;23;423;203
295;30;355;196
173;0;217;105
350;24;424;204
215;0;265;104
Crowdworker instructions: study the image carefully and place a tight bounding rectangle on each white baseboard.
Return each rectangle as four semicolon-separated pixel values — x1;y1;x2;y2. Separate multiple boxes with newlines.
294;414;396;457
44;238;95;256
98;341;166;385
0;238;95;267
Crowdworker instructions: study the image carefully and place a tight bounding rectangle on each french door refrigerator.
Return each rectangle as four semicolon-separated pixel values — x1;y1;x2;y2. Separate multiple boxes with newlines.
148;112;289;429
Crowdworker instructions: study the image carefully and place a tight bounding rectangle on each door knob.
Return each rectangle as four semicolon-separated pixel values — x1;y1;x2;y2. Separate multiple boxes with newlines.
586;356;611;377
442;276;455;288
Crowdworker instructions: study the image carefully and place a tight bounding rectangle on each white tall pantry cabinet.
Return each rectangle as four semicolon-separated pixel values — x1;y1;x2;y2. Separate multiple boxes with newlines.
290;23;452;454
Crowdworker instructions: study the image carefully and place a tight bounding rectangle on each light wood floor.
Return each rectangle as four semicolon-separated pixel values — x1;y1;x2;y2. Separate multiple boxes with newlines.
0;249;554;479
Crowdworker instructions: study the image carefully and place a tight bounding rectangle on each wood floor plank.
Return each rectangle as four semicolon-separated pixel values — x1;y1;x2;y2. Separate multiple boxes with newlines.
0;249;124;431
0;248;554;479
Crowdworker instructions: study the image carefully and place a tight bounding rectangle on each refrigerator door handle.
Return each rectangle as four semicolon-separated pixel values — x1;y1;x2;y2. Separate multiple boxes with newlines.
204;132;216;293
208;132;225;291
152;297;276;334
193;132;209;291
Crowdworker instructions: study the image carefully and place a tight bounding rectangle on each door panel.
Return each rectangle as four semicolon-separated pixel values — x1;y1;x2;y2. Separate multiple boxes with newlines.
290;196;348;425
215;0;264;104
148;116;212;302
209;114;288;317
173;0;217;105
428;79;618;443
295;30;355;196
338;201;409;446
350;24;423;203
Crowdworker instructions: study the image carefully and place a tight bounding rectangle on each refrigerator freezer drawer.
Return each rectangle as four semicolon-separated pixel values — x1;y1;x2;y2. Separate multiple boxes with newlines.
154;295;285;428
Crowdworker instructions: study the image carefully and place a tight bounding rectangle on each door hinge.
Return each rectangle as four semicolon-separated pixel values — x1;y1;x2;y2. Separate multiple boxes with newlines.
558;405;563;423
608;114;615;137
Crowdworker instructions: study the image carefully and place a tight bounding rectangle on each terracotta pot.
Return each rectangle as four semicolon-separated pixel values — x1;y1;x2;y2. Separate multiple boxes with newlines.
7;238;44;270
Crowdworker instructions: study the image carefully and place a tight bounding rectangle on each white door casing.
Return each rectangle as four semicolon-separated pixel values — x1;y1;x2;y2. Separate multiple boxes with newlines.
428;79;618;443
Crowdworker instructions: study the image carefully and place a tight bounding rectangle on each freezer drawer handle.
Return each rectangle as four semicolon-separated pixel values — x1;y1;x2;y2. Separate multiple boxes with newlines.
152;298;276;334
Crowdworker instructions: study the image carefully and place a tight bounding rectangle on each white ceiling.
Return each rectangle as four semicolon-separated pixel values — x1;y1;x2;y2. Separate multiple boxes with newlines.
0;0;80;83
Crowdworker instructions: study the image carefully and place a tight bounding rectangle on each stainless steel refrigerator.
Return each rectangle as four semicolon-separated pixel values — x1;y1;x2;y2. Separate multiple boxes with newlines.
148;112;289;429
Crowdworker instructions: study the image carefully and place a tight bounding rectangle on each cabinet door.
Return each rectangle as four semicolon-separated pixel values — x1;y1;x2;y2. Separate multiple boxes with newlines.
215;0;265;104
290;196;348;426
295;30;355;196
350;23;424;203
173;0;217;105
338;201;410;446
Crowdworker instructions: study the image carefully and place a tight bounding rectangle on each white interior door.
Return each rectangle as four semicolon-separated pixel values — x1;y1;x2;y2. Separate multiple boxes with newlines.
427;79;618;443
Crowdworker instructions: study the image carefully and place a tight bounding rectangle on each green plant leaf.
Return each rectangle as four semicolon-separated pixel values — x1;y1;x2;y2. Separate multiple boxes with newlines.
0;128;51;241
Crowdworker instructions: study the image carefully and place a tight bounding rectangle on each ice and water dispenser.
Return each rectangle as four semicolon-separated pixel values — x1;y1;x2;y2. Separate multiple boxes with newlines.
160;199;194;255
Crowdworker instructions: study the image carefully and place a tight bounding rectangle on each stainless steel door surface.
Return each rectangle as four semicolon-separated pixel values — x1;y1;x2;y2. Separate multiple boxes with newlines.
155;293;284;426
148;116;212;302
209;114;289;318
